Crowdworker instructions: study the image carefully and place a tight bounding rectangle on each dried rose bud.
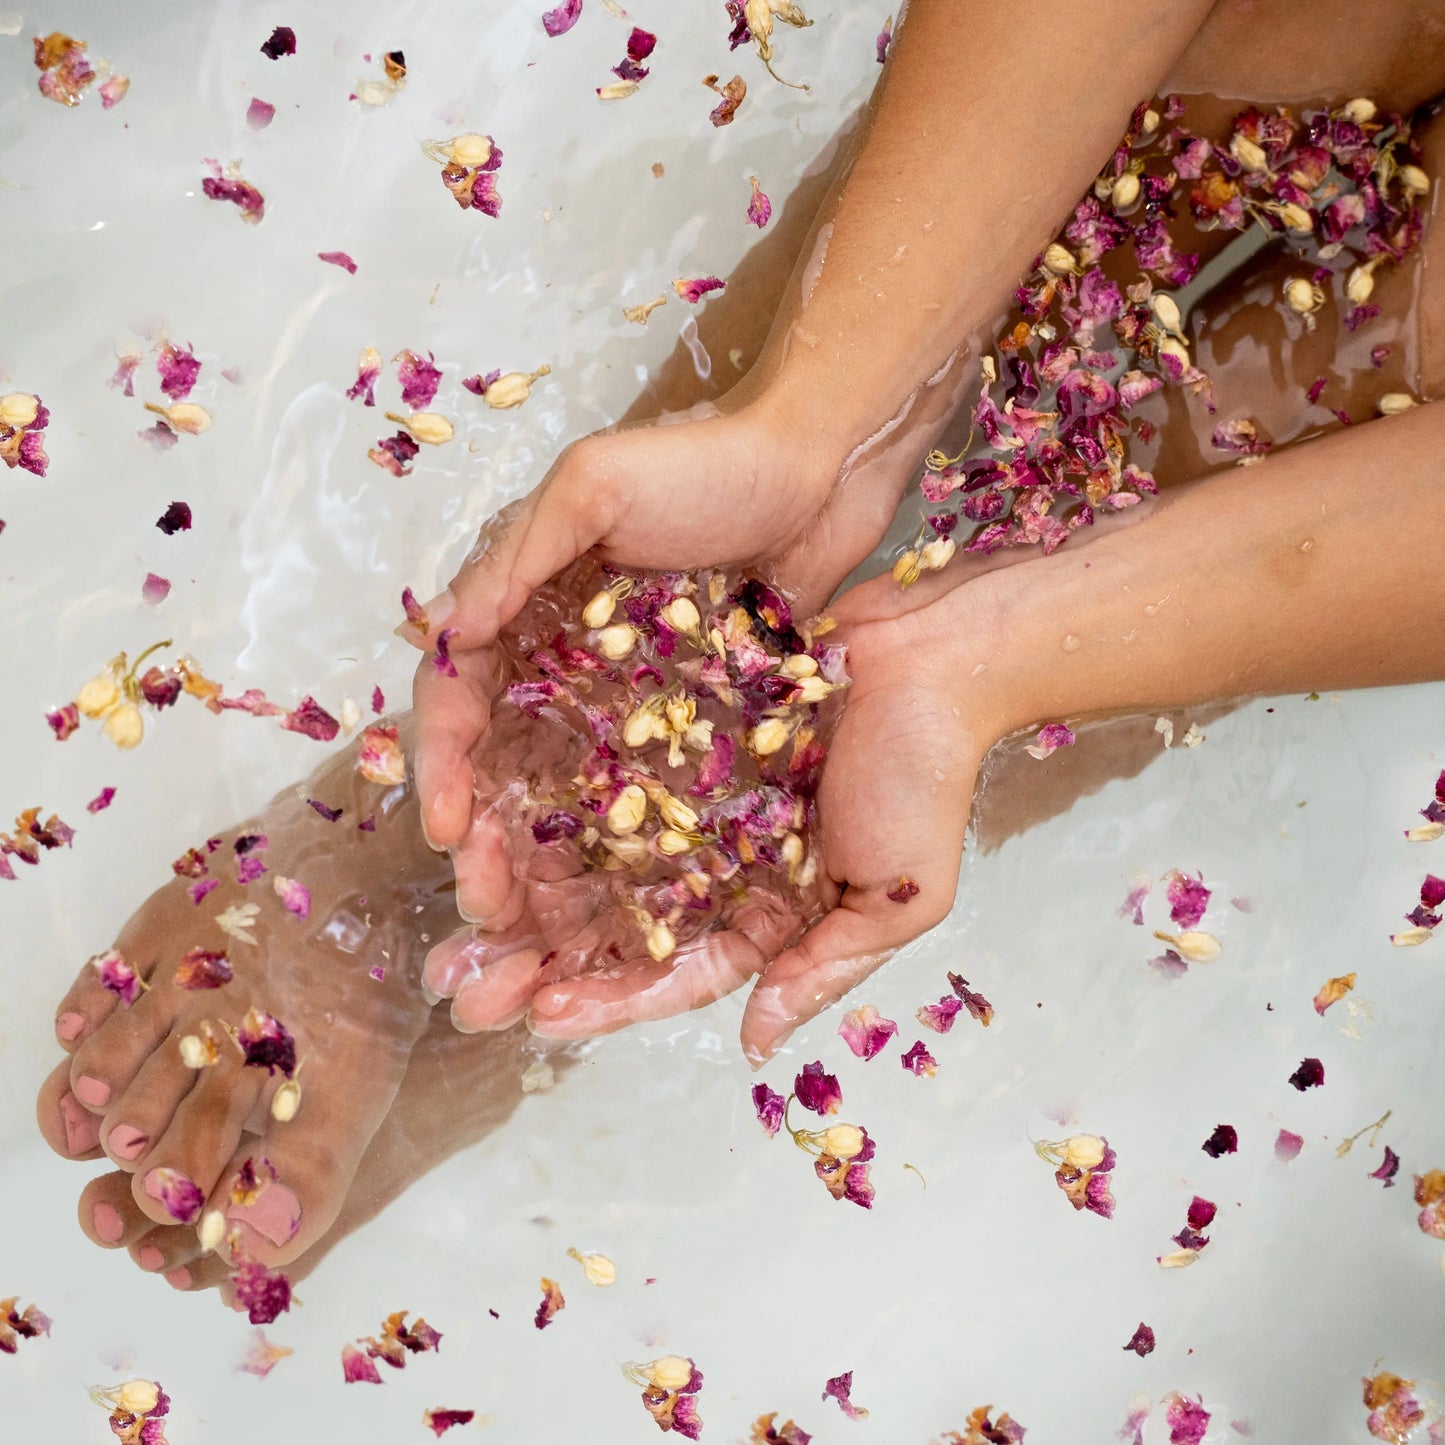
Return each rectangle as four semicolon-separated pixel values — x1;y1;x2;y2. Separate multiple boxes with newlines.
660;596;701;633
1283;278;1325;315
1398;164;1430;196
1151;293;1183;334
270;1079;302;1122
1111;171;1141;210
1378;393;1418;415
596;622;637;660
749;717;791;756
582;590;616;628
1152;929;1222;963
566;1247;617;1286
0;392;40;429
1230;133;1269;172
386;410;454;445
607;784;648;835
76;673;121;718
646;919;676;962
143;401;212;435
480;365;551;409
103;703;145;749
1042;242;1077;275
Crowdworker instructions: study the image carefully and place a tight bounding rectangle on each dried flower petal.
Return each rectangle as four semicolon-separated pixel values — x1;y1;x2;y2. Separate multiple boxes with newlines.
1163;1391;1210;1445
916;994;963;1033
752;1082;786;1136
156;501;192;534
260;26;296;59
837;1004;897;1060
424;1410;477;1437
948;972;994;1025
236;1007;297;1077
1288;1056;1325;1091
93;949;145;1006
793;1061;842;1116
1362;1370;1427;1443
672;276;726;304
1369;1146;1401;1187
703;72;747;126
1025;722;1076;759
533;1276;565;1329
272;875;311;918
1122;1322;1155;1356
746;175;772;228
1274;1129;1304;1161
1312;972;1356;1014
357;724;405;785
201;160;265;224
319;250;357;274
246;97;275;130
148;1166;204;1223
232;1256;292;1323
822;1371;868;1421
542;0;582;37
173;947;232;990
886;876;919;903
900;1040;937;1077
238;1329;292;1378
1201;1123;1238;1157
1164;869;1210;929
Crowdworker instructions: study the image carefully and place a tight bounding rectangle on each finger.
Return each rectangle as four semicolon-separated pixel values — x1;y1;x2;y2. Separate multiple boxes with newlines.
412;647;498;851
451;803;527;929
423;921;546;1001
740;881;954;1066
528;928;767;1038
450;947;547;1033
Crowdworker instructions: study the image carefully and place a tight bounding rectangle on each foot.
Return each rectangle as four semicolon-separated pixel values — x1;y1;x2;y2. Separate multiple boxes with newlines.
34;717;461;1293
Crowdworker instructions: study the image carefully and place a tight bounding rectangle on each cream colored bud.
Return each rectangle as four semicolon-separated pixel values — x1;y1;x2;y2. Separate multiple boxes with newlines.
387;410;454;445
76;673;121;718
582;590;616;629
660;596;700;633
178;1034;212;1069
93;1381;162;1415
1392;925;1432;947
1343;97;1377;125
1345;266;1376;305
270;1079;302;1122
892;549;922;586
1158;335;1191;369
664;693;695;735
198;1209;227;1252
483;365;551;410
1150;293;1183;334
445;132;493;167
1378;392;1418;415
781;653;818;678
749;717;791;756
657;793;699;831
1230;134;1268;173
792;674;832;705
1406;821;1445;843
645;1357;694;1391
144;401;212;434
645;920;676;962
781;832;805;868
1277;202;1313;234
1157;1248;1200;1269
567;1247;617;1286
0;392;40;429
1060;1134;1108;1170
1042;242;1076;275
103;703;145;750
1283;278;1324;315
919;535;956;571
597;623;637;660
623;706;664;749
602;834;650;867
1154;929;1222;963
607;784;648;835
821;1124;865;1160
1140;107;1160;137
657;829;694;856
1398;164;1430;196
1111;171;1141;210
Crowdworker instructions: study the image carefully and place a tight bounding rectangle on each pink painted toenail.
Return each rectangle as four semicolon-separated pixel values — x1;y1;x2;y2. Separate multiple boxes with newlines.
60;1092;101;1155
93;1203;125;1243
226;1182;301;1246
56;1011;85;1042
74;1075;110;1108
137;1245;165;1271
164;1267;191;1289
108;1125;149;1162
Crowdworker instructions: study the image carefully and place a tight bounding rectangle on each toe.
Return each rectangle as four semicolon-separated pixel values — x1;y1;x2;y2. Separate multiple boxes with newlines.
96;1030;202;1172
130;1225;203;1278
130;1050;264;1227
69;984;178;1115
51;953;128;1053
79;1171;160;1250
37;1060;105;1159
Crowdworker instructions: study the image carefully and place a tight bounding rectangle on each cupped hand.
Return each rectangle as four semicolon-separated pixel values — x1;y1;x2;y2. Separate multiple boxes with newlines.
420;565;1013;1064
409;397;912;910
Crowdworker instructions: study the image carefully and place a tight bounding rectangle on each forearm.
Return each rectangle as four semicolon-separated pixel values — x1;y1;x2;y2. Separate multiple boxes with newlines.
938;402;1445;739
746;0;1217;456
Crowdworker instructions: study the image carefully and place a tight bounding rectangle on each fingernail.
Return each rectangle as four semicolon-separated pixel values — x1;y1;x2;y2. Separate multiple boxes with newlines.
61;1092;101;1154
74;1075;111;1108
420;982;443;1007
108;1125;149;1162
93;1203;125;1243
226;1182;301;1246
164;1267;192;1290
56;1011;85;1042
137;1245;166;1272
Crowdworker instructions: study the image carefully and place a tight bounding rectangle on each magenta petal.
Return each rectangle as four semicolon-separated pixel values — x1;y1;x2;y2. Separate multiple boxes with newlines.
541;0;582;36
260;26;296;58
1122;1322;1156;1356
751;1082;785;1136
1274;1128;1304;1162
837;1004;898;1061
142;572;171;606
822;1371;867;1421
793;1061;842;1116
246;96;275;129
318;250;357;274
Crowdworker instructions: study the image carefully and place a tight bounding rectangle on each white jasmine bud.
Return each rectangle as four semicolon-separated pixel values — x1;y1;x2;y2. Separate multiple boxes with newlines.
623;704;664;749
1153;929;1222;963
1230;134;1268;173
1377;392;1418;415
178;1033;213;1069
387;410;455;445
1150;292;1183;334
1139;107;1160;137
1398;164;1430;196
657;793;699;831
1342;97;1377;125
919;535;956;571
792;674;832;705
645;919;676;962
270;1079;302;1122
1111;171;1141;210
596;622;637;660
143;401;212;434
820;1124;865;1159
582;590;616;629
76;673;121;718
1283;277;1325;315
1042;242;1077;275
656;829;694;856
1157;336;1191;369
444;133;494;167
1277;202;1313;234
607;784;648;835
891;549;922;586
198;1209;227;1252
566;1247;617;1286
0;392;40;429
91;1381;162;1415
660;596;700;633
749;717;791;756
481;365;551;410
1345;264;1376;304
780;653;818;678
102;703;145;749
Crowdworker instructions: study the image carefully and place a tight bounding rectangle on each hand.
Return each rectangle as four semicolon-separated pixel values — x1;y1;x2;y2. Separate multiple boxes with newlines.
409;395;917;909
419;563;1013;1063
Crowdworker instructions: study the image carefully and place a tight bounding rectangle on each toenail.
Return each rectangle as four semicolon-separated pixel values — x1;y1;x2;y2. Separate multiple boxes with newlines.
60;1092;101;1155
137;1245;166;1271
74;1075;111;1108
164;1267;191;1290
56;1011;85;1042
93;1203;125;1243
108;1125;149;1162
226;1182;301;1246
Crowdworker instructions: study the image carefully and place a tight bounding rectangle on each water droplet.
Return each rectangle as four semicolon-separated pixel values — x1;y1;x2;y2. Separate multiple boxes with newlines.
1061;634;1081;653
1298;538;1314;553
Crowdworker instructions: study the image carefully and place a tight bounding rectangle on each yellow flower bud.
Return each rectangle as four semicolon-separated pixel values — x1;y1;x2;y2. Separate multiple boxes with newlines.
1150;292;1183;334
780;653;818;679
1042;242;1076;275
1060;1134;1108;1170
657;793;699;831
103;703;145;749
607;784;648;835
644;1357;694;1391
919;536;956;571
1398;164;1430;196
660;596;701;634
482;365;551;410
645;919;676;962
1139;107;1160;137
1111;171;1141;210
198;1209;227;1251
178;1034;214;1069
1276;202;1313;234
657;829;694;856
1153;929;1222;963
76;674;121;718
144;401;212;434
445;133;494;167
623;704;664;749
597;623;637;660
567;1247;617;1286
820;1124;865;1160
387;410;455;445
1283;278;1324;315
0;392;40;429
582;590;616;629
749;717;791;756
792;674;832;705
270;1079;302;1122
1230;134;1268;173
1342;97;1377;125
1158;336;1191;369
1345;265;1376;304
892;549;922;586
1377;393;1418;415
91;1380;162;1415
